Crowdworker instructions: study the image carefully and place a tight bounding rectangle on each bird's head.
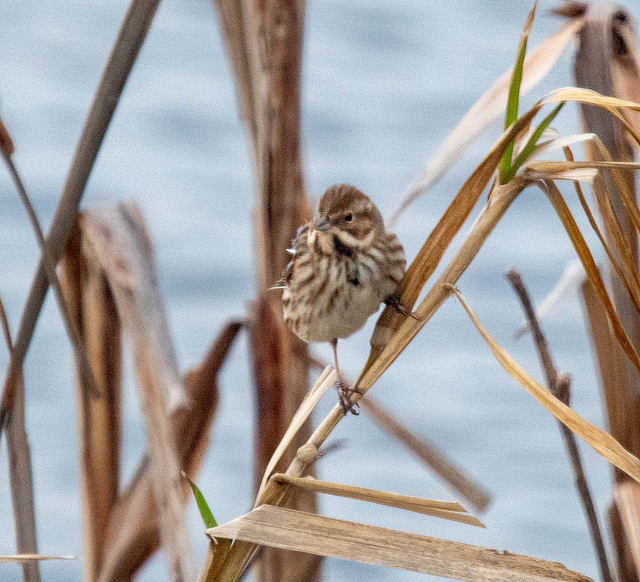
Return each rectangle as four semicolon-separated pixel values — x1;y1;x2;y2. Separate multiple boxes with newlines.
311;184;384;250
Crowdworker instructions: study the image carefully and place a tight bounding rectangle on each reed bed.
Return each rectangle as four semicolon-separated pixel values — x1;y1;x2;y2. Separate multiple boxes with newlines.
2;1;640;581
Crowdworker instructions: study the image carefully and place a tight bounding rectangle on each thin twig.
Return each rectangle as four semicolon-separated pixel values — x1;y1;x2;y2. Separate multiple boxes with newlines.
0;0;162;436
506;268;612;582
1;151;101;400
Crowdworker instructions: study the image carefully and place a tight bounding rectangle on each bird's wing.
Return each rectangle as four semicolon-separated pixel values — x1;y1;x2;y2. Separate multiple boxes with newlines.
283;224;309;285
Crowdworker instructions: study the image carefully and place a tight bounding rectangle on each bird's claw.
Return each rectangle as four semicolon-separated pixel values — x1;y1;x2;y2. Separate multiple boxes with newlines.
384;294;419;320
336;375;361;415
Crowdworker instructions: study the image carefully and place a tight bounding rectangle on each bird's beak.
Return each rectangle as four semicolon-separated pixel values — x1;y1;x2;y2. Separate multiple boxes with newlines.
312;215;332;232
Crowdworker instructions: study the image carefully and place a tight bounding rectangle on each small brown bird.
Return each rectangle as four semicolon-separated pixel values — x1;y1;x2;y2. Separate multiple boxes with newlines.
279;184;407;414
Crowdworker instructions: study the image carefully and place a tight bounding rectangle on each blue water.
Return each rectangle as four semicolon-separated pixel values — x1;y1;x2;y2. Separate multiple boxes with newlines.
1;0;639;580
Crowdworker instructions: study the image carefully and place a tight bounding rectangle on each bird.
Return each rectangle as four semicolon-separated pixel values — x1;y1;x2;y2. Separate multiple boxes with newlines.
277;184;407;414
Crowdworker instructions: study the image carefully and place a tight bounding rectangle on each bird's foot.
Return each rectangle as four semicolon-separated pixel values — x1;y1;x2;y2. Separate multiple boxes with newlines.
384;294;419;320
335;375;361;416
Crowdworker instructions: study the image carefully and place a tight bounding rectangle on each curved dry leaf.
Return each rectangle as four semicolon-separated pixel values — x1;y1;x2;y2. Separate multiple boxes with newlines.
546;87;640;110
541;180;640;376
451;286;640;484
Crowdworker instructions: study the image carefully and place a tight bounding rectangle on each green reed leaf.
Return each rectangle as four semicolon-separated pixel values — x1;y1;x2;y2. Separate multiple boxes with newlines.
183;471;217;529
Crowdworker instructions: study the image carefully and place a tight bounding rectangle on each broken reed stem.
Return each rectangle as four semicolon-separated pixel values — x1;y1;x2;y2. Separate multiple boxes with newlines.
0;0;161;436
359;395;491;513
506;269;612;582
269;474;485;527
1;151;101;400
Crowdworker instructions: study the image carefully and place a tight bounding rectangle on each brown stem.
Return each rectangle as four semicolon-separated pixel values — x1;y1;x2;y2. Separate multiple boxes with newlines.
506;268;612;582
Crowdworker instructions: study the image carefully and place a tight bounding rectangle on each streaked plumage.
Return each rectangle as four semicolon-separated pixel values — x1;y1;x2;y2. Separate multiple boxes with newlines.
280;184;406;413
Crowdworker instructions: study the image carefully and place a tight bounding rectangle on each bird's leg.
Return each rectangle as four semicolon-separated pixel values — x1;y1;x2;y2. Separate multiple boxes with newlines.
330;338;360;415
384;294;419;320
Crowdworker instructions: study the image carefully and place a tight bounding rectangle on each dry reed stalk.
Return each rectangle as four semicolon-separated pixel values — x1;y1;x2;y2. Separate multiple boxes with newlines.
0;0;161;436
616;480;640;578
207;505;592;582
214;0;317;580
61;225;121;581
1;128;101;401
506;269;611;582
80;204;192;581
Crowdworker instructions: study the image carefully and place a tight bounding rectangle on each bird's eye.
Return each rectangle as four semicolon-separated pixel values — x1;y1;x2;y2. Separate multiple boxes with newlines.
344;213;353;222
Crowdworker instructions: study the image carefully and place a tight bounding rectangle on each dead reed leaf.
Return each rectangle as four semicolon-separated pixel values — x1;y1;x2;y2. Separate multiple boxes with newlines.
546;87;640;110
97;320;241;582
580;278;633;448
270;474;484;527
565;164;638;315
81;204;192;581
258;366;336;497
207;505;592;581
609;5;640;141
450;285;640;484
390;16;584;225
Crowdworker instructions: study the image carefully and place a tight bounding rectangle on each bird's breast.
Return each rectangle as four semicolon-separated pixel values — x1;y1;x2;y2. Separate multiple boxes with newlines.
282;239;396;343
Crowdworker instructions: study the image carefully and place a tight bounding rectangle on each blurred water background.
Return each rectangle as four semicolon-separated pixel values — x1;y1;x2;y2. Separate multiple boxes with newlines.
2;0;640;580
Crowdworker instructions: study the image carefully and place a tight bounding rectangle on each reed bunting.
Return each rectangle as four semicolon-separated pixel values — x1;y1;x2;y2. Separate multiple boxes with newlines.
277;184;407;414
